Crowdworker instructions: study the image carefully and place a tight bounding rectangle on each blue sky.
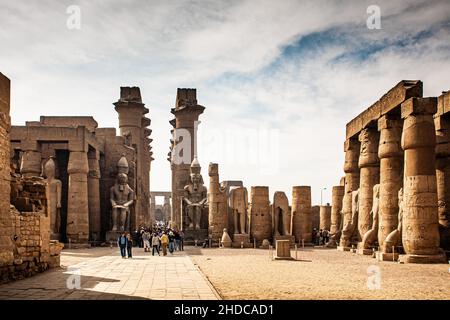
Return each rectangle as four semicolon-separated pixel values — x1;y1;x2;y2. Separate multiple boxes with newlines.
1;0;450;204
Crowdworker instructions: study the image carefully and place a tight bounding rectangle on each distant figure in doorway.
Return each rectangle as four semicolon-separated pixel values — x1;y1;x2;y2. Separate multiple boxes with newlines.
117;232;128;258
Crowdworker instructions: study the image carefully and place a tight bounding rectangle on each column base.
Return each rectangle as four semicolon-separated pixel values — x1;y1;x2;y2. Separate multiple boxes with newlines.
337;246;351;252
376;252;399;262
274;256;295;261
232;234;252;248
399;253;447;264
357;248;374;255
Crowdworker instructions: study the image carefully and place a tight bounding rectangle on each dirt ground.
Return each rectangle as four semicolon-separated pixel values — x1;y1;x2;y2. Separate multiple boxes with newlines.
187;247;450;300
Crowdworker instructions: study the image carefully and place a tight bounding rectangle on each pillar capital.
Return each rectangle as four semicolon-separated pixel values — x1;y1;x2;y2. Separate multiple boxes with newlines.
358;127;380;168
378;115;402;131
401;97;437;118
67;151;89;175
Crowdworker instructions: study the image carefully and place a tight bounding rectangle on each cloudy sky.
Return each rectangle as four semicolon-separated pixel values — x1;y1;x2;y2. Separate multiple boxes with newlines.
1;0;449;205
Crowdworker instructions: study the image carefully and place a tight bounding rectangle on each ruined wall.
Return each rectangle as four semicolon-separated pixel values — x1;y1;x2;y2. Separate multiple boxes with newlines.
0;73;13;269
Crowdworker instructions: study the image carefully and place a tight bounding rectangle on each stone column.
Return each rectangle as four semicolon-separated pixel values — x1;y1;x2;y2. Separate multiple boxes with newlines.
377;115;403;252
67;151;89;244
357;127;380;242
0;73;13;267
208;163;228;242
311;205;320;230
20;140;42;178
150;194;156;222
435;110;450;251
169;89;205;230
330;186;344;236
292;186;312;243
339;137;360;248
249;186;271;245
319;205;331;231
400;97;445;263
88;150;101;242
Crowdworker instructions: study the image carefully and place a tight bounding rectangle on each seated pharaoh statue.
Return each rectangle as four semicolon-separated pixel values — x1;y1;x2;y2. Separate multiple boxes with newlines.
183;157;207;230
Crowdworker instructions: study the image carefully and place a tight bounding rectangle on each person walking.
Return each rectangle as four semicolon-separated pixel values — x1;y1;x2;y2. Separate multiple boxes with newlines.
143;229;151;252
168;231;175;254
160;231;169;256
179;230;184;251
152;232;160;256
117;232;128;258
174;230;181;251
126;233;133;258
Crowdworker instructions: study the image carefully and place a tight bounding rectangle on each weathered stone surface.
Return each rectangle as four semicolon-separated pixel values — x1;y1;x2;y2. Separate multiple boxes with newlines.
378;115;403;252
311;205;320;230
331;186;344;234
346;80;422;139
272;191;291;236
400;97;445;262
319;205;331;231
169;89;205;230
274;240;293;260
249;186;271;245
358;127;380;241
292;186;312;243
208;163;228;241
229;186;249;238
0;73;13;268
67;151;89;244
340;137;360;247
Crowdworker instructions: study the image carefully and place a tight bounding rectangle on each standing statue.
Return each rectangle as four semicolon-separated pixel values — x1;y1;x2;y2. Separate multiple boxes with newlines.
229;186;248;234
110;156;134;232
361;184;380;249
384;188;403;252
183;158;207;230
340;189;359;248
43;157;62;239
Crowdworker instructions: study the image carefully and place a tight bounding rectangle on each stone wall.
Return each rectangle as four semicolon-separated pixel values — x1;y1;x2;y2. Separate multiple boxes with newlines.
0;73;13;269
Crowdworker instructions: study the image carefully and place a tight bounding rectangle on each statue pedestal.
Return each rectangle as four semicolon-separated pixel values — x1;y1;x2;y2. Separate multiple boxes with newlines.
337;246;351;252
106;231;123;243
232;234;252;248
376;252;399;262
183;229;209;246
357;243;375;255
399;253;447;264
274;240;294;260
274;235;295;247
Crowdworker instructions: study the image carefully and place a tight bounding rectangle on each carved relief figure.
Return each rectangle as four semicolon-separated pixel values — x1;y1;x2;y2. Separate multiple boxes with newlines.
361;184;380;249
340;189;359;248
384;188;403;252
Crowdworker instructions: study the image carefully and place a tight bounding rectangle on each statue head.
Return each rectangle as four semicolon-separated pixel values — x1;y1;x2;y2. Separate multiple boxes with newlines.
190;173;203;190
44;157;56;179
118;173;128;185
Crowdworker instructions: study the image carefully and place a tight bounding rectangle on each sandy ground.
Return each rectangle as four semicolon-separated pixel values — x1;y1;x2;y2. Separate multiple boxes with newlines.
187;247;450;300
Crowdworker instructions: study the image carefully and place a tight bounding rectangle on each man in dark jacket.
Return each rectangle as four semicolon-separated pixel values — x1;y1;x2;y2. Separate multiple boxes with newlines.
117;232;128;258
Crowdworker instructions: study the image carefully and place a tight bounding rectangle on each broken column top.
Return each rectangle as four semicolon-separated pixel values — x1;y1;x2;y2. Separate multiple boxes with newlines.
118;87;142;103
0;72;10;114
176;88;197;109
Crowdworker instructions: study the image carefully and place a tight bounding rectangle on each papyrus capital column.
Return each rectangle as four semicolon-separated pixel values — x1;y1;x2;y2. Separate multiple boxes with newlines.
339;137;360;248
377;115;403;252
400;97;445;263
357;126;380;241
88;150;101;242
20;140;42;178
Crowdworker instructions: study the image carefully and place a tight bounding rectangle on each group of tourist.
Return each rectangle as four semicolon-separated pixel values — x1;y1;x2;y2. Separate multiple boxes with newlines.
117;223;185;258
312;228;330;246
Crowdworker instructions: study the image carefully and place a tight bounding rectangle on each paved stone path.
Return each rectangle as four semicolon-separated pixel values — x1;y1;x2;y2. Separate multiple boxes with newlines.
0;247;220;300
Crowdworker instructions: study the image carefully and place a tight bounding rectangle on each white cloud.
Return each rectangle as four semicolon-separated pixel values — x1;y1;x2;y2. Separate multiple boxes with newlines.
1;0;449;205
